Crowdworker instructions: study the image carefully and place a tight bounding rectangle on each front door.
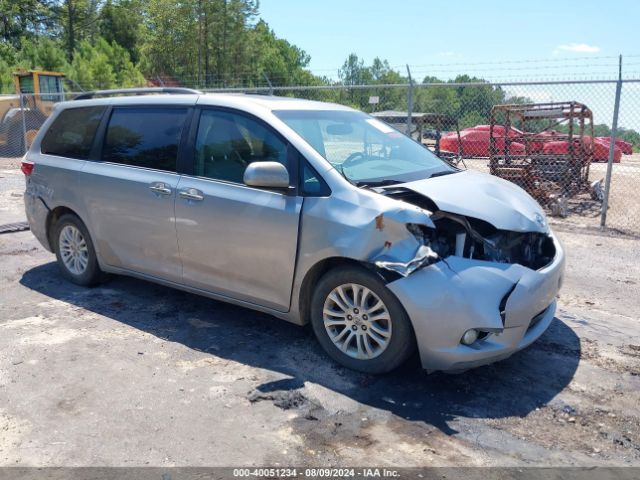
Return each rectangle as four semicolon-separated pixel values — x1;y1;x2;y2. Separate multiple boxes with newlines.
175;108;302;311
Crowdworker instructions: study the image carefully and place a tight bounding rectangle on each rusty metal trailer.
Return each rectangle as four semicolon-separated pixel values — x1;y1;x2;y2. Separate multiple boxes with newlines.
489;102;594;207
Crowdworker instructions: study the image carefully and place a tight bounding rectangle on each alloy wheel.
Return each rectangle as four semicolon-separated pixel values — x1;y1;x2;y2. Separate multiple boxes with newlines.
322;283;392;360
59;224;89;275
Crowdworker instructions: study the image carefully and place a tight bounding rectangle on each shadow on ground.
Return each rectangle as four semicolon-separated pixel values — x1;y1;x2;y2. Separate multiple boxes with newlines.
21;262;580;435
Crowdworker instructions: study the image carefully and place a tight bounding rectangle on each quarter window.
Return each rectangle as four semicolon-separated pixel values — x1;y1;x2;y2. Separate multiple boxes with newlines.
301;161;330;196
41;106;105;160
195;110;287;183
102;107;188;172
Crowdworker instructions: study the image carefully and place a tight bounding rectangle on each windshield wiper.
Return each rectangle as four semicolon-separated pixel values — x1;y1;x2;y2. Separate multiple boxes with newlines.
355;179;404;188
337;164;356;186
429;170;459;178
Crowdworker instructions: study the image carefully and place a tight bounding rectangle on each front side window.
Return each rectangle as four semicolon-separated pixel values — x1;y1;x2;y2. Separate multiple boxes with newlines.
102;107;188;172
41;106;105;159
195;109;287;183
274;110;454;186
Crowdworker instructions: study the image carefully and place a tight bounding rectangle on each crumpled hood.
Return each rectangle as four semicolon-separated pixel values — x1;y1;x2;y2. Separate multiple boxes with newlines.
401;170;548;232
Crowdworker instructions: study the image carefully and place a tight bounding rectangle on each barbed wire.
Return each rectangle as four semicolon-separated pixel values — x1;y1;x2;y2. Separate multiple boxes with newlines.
1;77;634;95
142;55;633;81
301;54;624;72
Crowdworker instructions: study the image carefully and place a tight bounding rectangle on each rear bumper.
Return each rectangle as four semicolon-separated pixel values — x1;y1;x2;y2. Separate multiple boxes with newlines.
24;190;52;252
388;231;565;372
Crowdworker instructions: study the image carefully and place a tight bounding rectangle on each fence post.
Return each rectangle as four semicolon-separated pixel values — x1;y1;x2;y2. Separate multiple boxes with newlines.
406;65;413;136
19;93;28;156
263;73;274;96
600;55;623;229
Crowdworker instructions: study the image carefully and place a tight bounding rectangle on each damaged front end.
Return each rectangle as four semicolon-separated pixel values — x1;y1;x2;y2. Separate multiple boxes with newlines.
372;241;439;278
366;187;565;372
374;188;557;276
294;175;564;371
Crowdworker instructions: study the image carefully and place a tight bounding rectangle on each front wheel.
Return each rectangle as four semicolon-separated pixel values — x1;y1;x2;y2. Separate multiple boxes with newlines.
310;266;416;374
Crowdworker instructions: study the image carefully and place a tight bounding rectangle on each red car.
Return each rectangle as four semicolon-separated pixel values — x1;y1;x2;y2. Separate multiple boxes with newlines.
441;125;630;162
541;137;621;163
440;126;525;157
596;137;633;155
592;137;623;162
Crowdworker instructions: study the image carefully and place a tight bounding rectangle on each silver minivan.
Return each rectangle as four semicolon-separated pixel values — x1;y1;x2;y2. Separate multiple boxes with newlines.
23;89;565;374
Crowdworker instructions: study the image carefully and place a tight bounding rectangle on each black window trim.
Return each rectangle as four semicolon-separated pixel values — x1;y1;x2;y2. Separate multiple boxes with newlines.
40;105;108;161
184;105;300;196
89;104;194;175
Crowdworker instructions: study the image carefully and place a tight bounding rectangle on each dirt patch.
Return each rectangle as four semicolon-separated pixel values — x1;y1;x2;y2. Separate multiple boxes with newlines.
248;389;309;410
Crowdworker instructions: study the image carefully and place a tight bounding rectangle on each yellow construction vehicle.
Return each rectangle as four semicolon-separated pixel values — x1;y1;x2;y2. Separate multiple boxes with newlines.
0;70;65;157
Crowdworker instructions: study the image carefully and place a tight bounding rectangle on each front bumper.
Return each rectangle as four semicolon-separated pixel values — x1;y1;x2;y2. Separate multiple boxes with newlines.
388;232;565;372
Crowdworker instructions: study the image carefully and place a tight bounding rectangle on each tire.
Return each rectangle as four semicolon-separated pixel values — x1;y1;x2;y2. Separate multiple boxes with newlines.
310;265;416;374
6;123;26;157
53;213;106;287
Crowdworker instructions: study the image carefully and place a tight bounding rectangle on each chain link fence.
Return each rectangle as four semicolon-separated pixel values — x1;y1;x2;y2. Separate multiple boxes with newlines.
0;91;75;162
1;81;639;236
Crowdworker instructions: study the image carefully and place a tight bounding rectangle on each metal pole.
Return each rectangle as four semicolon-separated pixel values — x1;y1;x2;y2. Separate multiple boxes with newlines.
263;73;273;96
406;64;414;137
20;93;28;156
600;55;623;228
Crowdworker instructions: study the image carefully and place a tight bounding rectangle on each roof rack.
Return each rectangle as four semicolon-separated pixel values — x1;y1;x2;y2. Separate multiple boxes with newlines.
73;87;201;100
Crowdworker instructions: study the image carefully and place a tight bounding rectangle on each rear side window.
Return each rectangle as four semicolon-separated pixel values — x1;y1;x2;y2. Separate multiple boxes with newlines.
41;106;105;159
102;107;188;172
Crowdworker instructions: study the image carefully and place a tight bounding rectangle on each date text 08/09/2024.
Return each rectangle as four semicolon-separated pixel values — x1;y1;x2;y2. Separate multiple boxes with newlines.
232;468;400;478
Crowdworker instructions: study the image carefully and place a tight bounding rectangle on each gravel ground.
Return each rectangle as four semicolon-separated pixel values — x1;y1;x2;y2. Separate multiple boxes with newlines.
0;164;639;467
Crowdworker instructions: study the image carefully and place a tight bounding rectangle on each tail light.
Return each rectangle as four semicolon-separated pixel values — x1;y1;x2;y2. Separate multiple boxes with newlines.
21;160;34;176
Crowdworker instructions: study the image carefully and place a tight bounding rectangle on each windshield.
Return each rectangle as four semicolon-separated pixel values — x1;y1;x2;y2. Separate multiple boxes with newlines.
274;109;455;185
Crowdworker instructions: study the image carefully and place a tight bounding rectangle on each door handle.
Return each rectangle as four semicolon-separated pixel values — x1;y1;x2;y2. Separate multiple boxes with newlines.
149;182;172;195
179;188;204;202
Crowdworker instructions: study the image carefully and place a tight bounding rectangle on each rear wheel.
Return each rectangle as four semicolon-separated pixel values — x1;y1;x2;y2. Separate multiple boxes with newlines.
53;214;105;286
310;266;415;374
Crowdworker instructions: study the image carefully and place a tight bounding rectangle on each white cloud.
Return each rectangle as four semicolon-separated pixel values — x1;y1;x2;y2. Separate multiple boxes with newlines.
553;43;601;55
438;51;457;57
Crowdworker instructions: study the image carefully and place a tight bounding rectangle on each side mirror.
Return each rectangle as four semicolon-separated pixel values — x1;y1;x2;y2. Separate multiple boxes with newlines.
243;161;290;189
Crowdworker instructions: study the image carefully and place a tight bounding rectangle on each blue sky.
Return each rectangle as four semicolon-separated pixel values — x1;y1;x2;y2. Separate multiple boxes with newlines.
259;0;640;81
259;1;640;128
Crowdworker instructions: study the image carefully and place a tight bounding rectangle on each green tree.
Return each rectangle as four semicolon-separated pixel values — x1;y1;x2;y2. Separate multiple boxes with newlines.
415;83;460;117
245;20;311;88
55;0;101;60
0;0;54;48
140;0;199;83
67;38;143;90
99;0;142;63
68;40;116;89
338;53;374;109
0;57;14;93
97;38;144;87
16;37;68;71
452;75;505;122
